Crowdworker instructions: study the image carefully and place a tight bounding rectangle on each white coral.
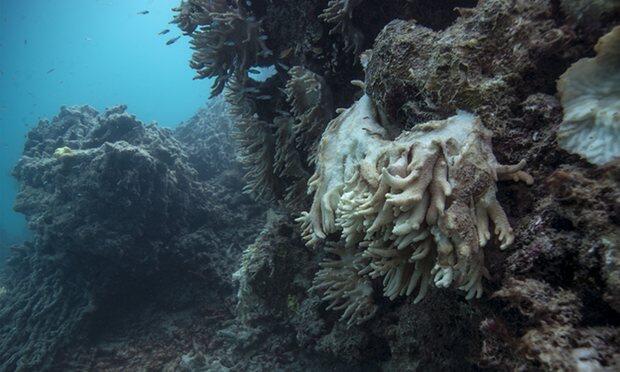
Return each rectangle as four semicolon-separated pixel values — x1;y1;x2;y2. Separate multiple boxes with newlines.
309;244;377;327
299;94;532;310
557;26;620;165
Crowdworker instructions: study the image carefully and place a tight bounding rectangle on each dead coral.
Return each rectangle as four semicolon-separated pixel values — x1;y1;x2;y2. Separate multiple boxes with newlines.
366;0;578;129
482;278;620;371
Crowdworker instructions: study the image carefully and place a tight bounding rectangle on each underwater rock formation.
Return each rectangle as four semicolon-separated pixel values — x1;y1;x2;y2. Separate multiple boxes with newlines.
365;0;581;128
481;278;620;370
0;103;264;370
557;26;620;165
173;97;237;181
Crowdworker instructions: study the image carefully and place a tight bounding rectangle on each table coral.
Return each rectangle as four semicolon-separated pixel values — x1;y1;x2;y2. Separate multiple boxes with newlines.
557;26;620;165
299;93;532;320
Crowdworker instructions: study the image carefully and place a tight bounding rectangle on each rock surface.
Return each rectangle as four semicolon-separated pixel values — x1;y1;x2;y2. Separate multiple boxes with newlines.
0;101;265;370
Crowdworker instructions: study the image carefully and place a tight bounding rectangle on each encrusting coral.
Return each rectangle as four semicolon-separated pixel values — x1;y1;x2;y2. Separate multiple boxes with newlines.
557;26;620;165
299;92;533;322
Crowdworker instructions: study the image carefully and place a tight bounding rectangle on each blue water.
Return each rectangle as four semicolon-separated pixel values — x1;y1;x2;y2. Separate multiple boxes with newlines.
0;0;212;254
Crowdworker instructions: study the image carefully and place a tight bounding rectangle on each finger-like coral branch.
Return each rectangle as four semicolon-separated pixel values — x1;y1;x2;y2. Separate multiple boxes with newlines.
310;244;377;327
300;95;533;322
318;0;364;54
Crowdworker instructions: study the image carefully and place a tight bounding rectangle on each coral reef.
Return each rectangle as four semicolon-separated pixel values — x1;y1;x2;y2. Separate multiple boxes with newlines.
173;96;237;181
0;103;265;370
557;26;620;165
4;0;619;370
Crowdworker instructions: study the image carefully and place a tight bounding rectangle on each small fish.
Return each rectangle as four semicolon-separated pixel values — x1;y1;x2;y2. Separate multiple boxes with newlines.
166;36;181;45
255;95;272;100
248;68;260;75
258;35;268;41
224;41;236;46
46;68;55;74
137;10;149;15
158;29;170;35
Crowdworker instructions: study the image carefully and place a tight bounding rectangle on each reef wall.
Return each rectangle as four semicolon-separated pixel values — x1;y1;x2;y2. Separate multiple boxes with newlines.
168;0;619;370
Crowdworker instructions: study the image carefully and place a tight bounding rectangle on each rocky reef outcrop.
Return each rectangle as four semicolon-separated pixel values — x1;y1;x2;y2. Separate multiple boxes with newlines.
0;100;265;370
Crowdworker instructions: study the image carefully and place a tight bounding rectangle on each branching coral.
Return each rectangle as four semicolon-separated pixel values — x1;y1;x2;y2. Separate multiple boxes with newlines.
310;244;377;327
319;0;364;54
172;0;227;35
285;66;334;158
174;0;272;96
299;94;532;316
225;76;279;200
557;26;620;165
223;66;334;205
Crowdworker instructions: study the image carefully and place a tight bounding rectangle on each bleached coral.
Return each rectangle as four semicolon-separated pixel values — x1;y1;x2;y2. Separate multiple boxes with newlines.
310;244;377;327
299;94;532;312
557;26;620;165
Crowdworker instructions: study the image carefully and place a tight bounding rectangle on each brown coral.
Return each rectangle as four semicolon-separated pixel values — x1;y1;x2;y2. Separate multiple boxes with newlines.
174;0;272;96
